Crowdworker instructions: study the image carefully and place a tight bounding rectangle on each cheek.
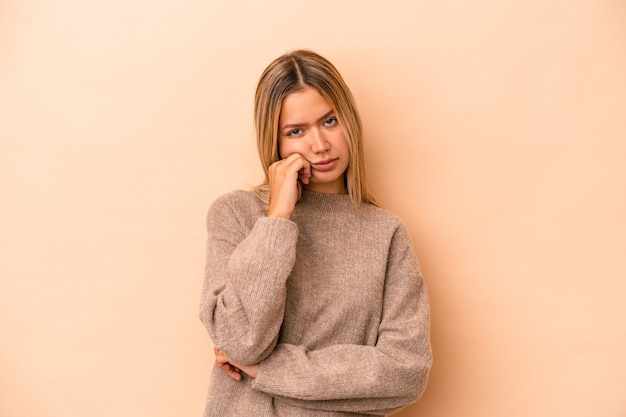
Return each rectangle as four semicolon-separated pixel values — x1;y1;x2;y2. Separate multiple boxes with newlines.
278;139;306;159
334;134;350;158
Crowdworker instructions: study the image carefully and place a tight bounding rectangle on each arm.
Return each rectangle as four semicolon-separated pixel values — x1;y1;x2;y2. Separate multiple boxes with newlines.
201;154;310;366
198;194;298;365
251;224;432;415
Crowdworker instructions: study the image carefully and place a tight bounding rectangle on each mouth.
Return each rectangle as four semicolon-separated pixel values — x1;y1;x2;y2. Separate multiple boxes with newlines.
313;158;335;165
311;158;338;171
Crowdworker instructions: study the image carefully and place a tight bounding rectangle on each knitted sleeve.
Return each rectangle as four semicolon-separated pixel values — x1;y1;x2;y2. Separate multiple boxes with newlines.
198;193;298;365
251;223;432;415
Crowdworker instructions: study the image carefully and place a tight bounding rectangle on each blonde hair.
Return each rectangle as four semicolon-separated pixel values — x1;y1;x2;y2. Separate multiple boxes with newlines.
253;49;378;207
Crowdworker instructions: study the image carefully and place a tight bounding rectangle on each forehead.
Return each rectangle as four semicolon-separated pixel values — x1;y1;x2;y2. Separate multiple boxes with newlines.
279;87;333;123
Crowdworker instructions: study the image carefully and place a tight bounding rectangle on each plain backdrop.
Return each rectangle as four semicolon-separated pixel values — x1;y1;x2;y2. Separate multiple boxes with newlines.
1;1;625;416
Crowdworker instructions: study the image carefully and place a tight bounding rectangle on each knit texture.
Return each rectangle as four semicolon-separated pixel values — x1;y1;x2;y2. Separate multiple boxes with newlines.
199;189;432;417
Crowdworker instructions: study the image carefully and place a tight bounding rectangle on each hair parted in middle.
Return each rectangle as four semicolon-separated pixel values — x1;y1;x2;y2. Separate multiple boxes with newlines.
253;49;377;207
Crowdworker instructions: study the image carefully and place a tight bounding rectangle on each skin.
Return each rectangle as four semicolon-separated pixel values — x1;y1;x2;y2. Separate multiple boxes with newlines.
268;86;350;219
215;86;350;380
214;347;257;380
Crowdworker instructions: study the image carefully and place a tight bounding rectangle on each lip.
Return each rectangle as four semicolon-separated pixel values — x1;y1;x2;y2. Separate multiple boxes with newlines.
311;158;338;171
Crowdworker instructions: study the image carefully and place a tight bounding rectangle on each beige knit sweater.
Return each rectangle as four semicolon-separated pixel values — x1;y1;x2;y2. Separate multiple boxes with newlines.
199;189;432;417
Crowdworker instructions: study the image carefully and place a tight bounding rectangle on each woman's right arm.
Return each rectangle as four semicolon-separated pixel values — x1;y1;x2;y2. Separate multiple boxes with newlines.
198;194;298;366
201;154;309;366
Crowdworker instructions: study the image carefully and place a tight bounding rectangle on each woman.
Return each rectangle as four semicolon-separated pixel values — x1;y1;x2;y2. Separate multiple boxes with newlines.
199;49;432;416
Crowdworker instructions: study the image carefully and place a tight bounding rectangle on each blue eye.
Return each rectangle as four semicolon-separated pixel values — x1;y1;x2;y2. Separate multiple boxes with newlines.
287;128;303;136
323;117;338;126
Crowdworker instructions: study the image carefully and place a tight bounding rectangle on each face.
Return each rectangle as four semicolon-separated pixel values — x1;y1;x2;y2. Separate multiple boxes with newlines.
277;86;350;194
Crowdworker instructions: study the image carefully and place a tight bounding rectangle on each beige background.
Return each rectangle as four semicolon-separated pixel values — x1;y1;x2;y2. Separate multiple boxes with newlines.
2;0;625;416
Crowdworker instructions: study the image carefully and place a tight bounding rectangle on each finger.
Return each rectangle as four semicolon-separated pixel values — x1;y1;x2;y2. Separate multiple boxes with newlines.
214;347;232;365
284;155;310;178
270;156;310;188
228;370;242;381
298;169;310;184
220;361;240;372
298;161;310;174
217;362;242;381
280;153;309;172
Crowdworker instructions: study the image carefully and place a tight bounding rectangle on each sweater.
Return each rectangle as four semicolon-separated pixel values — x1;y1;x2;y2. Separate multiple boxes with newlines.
199;189;432;417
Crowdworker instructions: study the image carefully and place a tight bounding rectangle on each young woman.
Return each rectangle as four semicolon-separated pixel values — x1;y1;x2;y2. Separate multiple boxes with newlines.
199;49;432;417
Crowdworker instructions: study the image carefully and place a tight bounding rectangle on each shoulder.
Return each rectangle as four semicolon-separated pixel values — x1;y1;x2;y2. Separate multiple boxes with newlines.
207;189;267;224
210;189;258;208
356;204;418;253
358;202;406;232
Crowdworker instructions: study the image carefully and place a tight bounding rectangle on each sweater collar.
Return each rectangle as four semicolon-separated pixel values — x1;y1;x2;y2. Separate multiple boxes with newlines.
297;189;355;213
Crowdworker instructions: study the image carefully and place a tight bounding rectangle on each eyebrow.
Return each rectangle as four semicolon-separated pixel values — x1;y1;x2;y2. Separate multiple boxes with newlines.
280;110;335;131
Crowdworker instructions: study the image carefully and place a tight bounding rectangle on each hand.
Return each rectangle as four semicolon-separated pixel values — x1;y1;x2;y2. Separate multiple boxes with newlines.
267;153;311;219
214;347;259;380
214;347;242;381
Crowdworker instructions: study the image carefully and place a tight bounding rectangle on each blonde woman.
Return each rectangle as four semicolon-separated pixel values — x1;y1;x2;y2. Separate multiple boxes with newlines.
199;49;432;417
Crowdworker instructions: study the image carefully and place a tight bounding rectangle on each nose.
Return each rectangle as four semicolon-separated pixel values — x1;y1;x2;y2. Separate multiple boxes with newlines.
310;128;330;153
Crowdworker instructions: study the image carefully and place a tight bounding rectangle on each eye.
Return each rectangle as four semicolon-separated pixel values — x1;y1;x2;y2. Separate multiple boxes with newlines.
286;128;303;137
323;117;338;127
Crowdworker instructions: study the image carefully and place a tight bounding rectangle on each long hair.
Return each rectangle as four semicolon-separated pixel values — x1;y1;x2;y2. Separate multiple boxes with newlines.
253;49;378;207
